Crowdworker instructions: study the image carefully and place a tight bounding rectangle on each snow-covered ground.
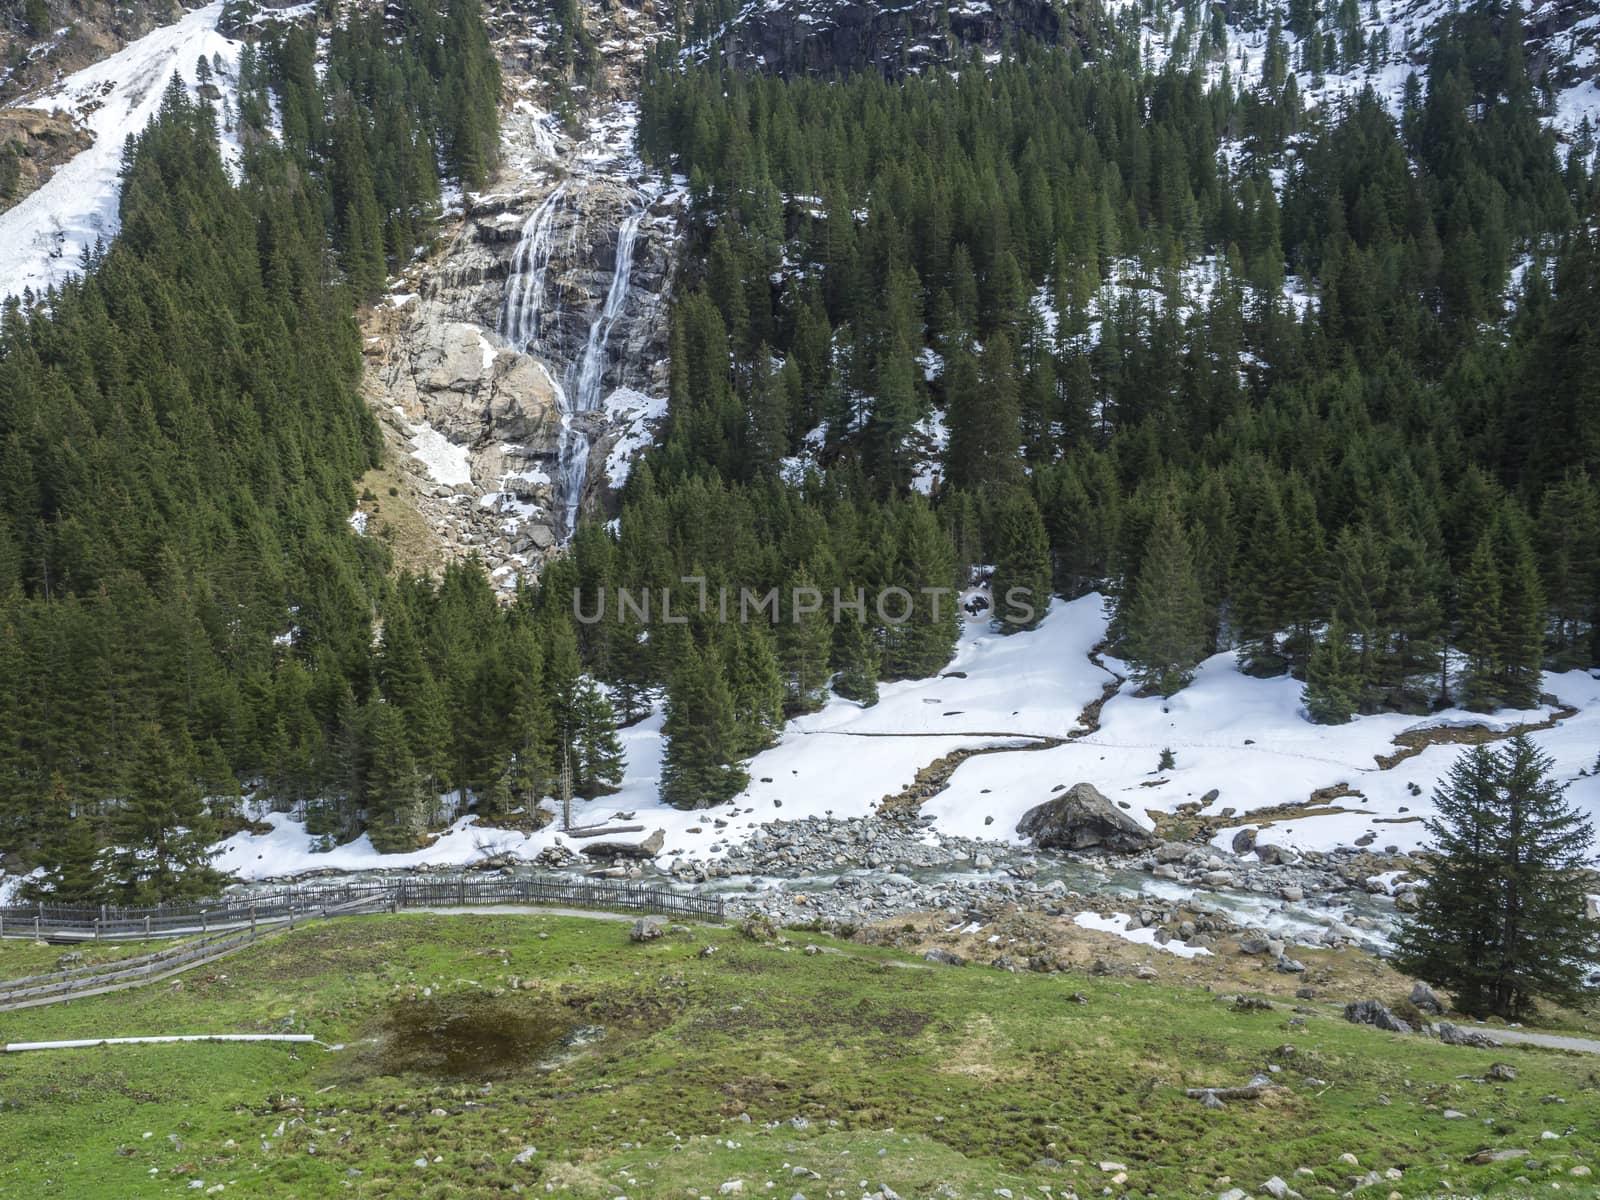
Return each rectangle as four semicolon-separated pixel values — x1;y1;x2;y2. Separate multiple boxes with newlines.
1074;910;1213;957
602;387;669;487
1115;0;1600;144
215;594;1600;878
0;1;247;303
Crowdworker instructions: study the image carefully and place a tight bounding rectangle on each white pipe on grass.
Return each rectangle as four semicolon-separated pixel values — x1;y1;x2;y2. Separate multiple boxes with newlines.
4;1034;317;1052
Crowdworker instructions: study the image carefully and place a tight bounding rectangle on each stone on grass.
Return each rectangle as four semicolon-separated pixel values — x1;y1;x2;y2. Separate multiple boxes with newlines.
1345;999;1411;1034
630;916;667;942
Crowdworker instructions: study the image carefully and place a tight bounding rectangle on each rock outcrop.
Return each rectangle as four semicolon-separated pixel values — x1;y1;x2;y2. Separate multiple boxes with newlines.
707;0;1073;79
358;9;684;587
1016;783;1156;853
0;109;91;214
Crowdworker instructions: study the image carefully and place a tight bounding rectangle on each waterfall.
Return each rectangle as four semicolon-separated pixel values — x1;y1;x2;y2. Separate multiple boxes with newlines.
501;182;649;539
555;201;647;535
571;203;646;415
500;182;568;351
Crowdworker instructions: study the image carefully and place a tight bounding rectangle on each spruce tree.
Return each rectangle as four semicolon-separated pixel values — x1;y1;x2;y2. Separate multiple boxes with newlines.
780;566;834;714
364;703;427;853
725;622;785;754
30;776;104;905
1457;532;1502;711
660;644;749;809
573;679;625;798
832;612;880;706
1491;506;1546;709
990;491;1052;633
1304;621;1362;724
1121;500;1208;697
108;724;226;904
1393;736;1600;1019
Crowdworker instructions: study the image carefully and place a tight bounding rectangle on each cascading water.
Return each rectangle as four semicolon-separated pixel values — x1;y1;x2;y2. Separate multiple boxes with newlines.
573;203;645;413
500;170;649;538
500;183;568;350
555;202;647;534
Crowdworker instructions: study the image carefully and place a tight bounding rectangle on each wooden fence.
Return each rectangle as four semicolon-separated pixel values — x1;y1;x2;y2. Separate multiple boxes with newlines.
0;875;724;942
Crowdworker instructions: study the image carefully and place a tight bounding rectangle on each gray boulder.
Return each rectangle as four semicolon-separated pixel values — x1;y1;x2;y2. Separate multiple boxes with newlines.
1345;999;1412;1034
629;916;667;942
1231;828;1257;854
581;828;666;859
1410;980;1444;1015
1016;783;1155;853
1438;1022;1500;1048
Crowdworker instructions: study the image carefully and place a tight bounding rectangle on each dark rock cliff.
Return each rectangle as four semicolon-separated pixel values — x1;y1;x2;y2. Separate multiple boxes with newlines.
708;0;1080;79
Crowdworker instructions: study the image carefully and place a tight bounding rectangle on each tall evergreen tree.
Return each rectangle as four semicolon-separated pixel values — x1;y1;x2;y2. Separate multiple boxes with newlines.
107;725;226;904
1393;737;1600;1019
660;644;749;809
1121;500;1208;697
990;491;1052;633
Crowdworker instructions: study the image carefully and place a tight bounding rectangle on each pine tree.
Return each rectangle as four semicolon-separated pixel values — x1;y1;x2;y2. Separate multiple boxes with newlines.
660;644;749;809
364;703;427;853
572;679;624;798
1393;737;1600;1019
1121;500;1208;697
1304;621;1362;724
832;612;880;706
108;724;226;904
990;491;1052;633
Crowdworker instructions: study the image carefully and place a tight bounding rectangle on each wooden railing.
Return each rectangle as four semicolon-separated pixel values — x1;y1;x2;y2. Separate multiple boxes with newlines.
0;876;725;941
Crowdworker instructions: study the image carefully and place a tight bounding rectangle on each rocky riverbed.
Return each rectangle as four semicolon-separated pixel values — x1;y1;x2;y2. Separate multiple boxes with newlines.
246;809;1422;956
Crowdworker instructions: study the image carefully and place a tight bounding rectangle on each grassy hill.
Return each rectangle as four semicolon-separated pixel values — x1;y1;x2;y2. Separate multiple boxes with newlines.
0;913;1595;1197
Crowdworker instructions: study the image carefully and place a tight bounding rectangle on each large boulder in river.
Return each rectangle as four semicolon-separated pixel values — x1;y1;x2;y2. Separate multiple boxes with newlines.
580;829;666;860
1016;783;1156;853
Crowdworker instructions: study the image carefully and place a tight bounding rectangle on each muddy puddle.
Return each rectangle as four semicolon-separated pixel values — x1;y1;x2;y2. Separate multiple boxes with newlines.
348;992;581;1081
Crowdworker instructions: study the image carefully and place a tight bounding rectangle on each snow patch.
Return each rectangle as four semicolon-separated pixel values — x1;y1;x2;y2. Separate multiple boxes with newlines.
0;2;249;302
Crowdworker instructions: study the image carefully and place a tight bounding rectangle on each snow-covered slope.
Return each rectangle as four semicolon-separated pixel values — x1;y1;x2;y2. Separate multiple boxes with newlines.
0;1;245;304
1118;0;1600;144
215;595;1600;878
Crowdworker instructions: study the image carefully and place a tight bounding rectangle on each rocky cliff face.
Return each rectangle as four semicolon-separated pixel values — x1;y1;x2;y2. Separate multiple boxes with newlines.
703;0;1074;78
358;0;683;591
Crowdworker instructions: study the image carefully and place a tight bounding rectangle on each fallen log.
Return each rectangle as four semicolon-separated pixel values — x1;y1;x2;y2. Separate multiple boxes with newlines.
562;824;646;840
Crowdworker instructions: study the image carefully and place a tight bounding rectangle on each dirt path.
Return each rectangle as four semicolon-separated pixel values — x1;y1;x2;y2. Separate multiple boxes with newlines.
1477;1027;1600;1055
